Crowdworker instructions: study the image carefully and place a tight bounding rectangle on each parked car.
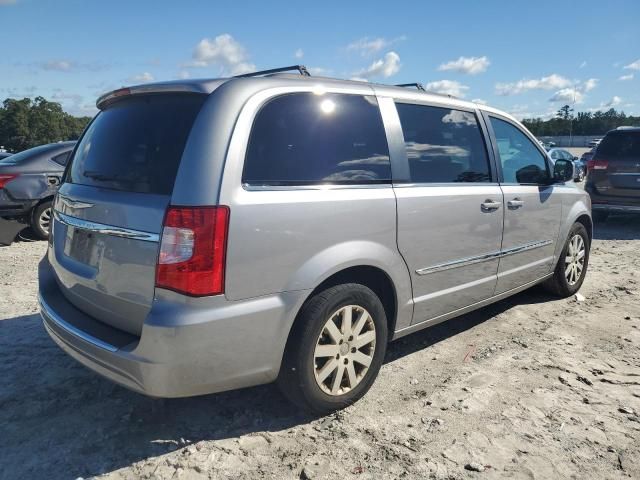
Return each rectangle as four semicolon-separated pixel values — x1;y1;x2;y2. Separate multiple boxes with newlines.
585;127;640;222
581;148;595;164
0;142;75;239
39;68;591;413
587;138;602;148
0;152;13;161
547;148;586;182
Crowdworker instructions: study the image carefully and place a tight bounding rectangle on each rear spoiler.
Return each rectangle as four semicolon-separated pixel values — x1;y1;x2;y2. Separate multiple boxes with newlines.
96;82;217;110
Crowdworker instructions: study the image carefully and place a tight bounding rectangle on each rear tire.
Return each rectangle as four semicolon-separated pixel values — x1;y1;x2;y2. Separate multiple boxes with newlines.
592;210;609;223
31;200;53;240
277;283;388;415
543;223;590;297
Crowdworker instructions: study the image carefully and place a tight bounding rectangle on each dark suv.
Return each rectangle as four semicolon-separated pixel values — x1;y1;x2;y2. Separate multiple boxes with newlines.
586;127;640;221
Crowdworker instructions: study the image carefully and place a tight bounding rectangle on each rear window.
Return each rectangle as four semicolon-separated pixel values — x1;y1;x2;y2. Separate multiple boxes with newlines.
68;94;206;195
243;93;391;186
597;131;640;159
1;144;58;165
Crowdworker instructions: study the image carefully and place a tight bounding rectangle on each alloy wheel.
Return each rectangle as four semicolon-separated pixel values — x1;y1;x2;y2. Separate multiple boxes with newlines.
39;207;52;233
313;305;376;396
565;234;586;286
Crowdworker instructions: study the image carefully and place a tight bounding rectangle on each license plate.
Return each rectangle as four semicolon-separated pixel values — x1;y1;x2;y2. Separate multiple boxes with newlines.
64;228;99;267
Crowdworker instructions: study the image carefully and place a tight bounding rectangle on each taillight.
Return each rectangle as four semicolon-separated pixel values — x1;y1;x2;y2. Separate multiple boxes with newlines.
155;206;230;296
0;174;18;188
587;159;608;171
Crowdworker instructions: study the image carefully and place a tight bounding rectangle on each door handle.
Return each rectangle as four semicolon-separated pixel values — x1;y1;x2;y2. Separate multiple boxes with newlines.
508;198;524;209
481;200;501;212
47;176;60;186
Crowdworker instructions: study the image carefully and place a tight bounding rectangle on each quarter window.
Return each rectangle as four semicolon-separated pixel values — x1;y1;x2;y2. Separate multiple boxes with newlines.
243;93;391;186
395;103;491;183
489;117;550;184
52;151;71;166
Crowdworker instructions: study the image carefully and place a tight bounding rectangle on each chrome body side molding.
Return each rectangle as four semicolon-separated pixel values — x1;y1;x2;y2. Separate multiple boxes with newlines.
416;240;553;275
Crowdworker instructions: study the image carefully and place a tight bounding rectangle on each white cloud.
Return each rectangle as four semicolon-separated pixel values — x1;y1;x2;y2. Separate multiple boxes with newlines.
177;70;190;79
623;59;640;71
619;73;634;81
604;96;622;107
424;80;469;98
41;60;74;72
582;78;598;92
354;51;401;79
129;72;154;83
496;74;572;95
346;36;405;56
437;56;490;75
294;48;304;59
307;66;330;75
579;61;587;68
472;98;488;105
186;34;255;75
549;88;584;104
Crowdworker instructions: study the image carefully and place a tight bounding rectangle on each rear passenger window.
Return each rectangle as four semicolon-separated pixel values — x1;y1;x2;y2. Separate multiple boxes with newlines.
243;93;391;186
395;103;491;183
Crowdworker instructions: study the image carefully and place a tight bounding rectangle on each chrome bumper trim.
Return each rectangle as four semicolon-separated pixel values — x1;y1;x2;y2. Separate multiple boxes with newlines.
416;240;553;275
39;293;118;352
53;210;160;242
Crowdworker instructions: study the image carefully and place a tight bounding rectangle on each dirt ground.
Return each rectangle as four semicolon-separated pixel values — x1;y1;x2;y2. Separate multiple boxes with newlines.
1;214;639;480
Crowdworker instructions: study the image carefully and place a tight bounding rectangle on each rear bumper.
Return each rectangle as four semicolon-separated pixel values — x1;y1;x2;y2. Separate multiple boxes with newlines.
0;189;36;217
39;256;310;397
592;203;640;213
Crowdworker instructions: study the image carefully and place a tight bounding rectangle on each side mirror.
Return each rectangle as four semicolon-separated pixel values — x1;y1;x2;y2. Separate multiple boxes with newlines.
553;159;574;183
572;156;579;161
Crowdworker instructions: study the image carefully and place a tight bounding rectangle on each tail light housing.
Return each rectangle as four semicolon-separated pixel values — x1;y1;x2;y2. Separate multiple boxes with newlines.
587;159;608;172
156;206;230;296
0;174;18;188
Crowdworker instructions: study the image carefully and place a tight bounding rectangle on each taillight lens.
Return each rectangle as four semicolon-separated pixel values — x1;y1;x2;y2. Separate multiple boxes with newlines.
156;206;230;296
587;159;608;171
0;174;18;188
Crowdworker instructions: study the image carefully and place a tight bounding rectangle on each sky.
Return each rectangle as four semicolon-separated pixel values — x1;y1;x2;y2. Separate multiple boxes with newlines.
0;0;639;119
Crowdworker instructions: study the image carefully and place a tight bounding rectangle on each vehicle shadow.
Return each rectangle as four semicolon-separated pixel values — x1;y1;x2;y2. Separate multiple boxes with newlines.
0;287;556;478
593;213;640;240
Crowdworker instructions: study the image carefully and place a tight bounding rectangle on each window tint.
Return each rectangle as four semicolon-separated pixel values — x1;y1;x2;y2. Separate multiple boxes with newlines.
52;151;71;166
489;117;550;184
597;131;640;159
243;93;390;186
395;103;491;183
68;94;206;195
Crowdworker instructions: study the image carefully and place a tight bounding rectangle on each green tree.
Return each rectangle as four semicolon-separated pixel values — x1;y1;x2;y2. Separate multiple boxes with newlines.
0;96;92;152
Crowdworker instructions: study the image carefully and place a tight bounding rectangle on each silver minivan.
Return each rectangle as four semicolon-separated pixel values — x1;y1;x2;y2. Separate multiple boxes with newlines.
39;66;591;413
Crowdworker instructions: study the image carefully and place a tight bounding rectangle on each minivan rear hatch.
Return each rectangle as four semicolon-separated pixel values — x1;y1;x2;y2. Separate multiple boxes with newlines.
592;131;640;198
49;93;207;335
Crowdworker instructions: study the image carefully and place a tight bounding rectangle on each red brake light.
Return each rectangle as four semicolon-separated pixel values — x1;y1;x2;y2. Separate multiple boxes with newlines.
0;174;18;188
587;159;608;171
156;206;230;296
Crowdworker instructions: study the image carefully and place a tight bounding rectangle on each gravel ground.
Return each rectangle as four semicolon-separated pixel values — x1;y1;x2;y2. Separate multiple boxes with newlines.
1;215;639;480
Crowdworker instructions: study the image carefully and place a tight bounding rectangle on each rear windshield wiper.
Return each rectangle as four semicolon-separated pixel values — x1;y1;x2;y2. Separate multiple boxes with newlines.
82;170;136;183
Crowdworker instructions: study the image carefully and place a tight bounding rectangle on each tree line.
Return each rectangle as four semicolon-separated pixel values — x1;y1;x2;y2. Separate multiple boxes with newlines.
522;105;640;137
0;97;92;153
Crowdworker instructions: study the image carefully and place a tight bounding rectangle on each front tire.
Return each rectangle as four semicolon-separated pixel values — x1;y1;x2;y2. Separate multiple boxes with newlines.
31;200;53;240
543;222;590;297
277;283;388;414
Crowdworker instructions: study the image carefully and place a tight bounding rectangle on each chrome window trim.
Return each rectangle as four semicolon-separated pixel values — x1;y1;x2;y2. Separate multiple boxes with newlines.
242;183;392;191
53;210;160;243
39;294;118;352
416;240;553;275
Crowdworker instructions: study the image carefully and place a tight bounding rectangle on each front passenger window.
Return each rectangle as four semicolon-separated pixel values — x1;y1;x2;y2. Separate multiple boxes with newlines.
490;117;550;184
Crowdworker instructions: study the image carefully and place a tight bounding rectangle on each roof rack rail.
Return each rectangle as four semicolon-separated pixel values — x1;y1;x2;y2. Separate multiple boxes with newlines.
395;82;426;91
235;65;311;78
